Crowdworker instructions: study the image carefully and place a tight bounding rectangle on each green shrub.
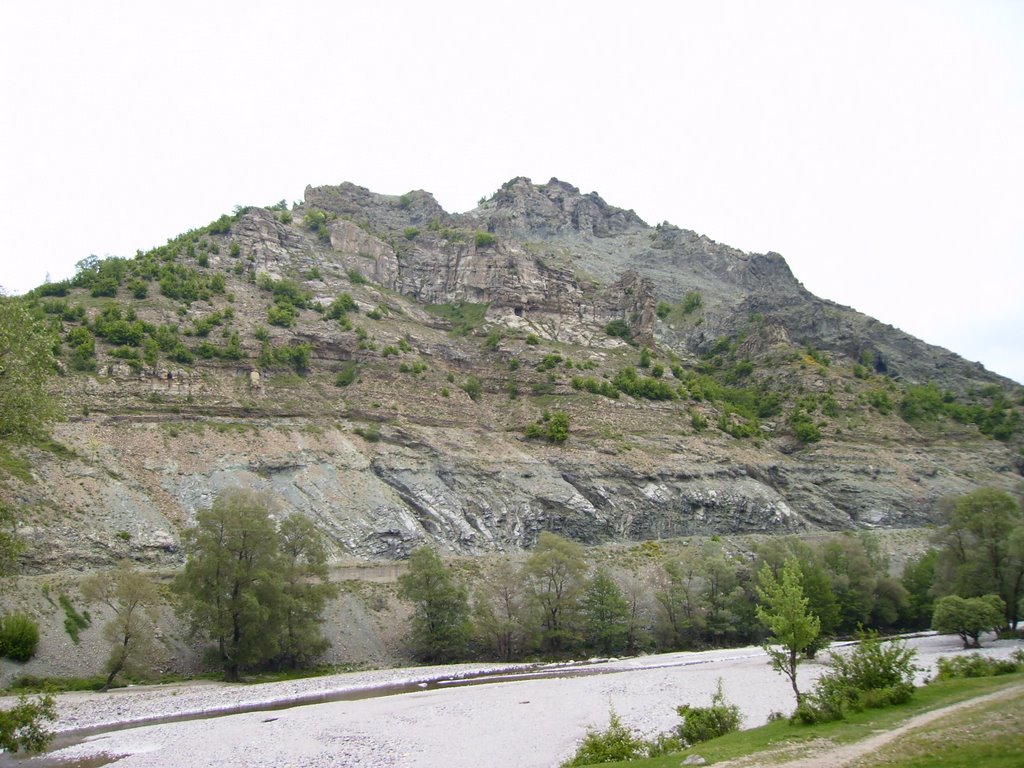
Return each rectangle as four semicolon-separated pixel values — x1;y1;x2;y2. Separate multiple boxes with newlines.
403;227;420;240
0;613;40;662
935;651;1024;680
788;410;822;444
326;293;359;319
867;390;893;414
681;291;702;314
795;630;918;724
656;301;671;319
334;362;358;387
58;594;91;644
560;712;649;767
354;425;380;442
303;209;332;242
257;275;312;308
267;302;297;327
461;376;482;401
259;342;311;373
474;231;496;248
612;367;676;401
571;376;619;399
604;319;631;340
524;411;570;443
676;680;741;745
536;353;563;372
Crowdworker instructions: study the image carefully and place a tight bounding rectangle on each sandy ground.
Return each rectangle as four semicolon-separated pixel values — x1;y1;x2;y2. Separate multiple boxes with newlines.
8;633;1022;768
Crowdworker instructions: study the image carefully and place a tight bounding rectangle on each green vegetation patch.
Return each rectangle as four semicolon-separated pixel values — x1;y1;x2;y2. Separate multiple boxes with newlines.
900;382;1021;440
425;302;489;336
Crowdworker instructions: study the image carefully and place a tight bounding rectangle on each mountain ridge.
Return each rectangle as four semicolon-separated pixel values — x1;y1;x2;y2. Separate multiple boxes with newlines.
4;177;1022;571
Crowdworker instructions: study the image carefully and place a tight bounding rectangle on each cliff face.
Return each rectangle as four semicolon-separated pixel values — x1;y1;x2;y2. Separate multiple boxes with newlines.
7;178;1022;571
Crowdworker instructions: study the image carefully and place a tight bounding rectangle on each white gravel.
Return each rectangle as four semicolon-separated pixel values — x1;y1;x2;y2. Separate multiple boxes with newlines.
13;633;1022;768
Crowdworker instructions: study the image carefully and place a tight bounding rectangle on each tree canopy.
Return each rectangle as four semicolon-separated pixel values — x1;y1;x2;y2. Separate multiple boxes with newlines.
82;561;161;690
0;297;61;440
934;487;1024;629
174;489;333;680
756;557;821;706
397;546;471;662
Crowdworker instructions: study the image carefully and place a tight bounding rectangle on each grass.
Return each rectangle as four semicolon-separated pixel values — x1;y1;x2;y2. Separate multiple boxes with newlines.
573;673;1024;767
0;444;33;483
850;686;1024;768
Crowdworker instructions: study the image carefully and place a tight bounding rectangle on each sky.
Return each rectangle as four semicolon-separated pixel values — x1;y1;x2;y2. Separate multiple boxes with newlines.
2;1;1022;383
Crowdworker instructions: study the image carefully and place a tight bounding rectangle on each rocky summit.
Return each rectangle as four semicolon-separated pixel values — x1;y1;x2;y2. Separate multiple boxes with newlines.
10;177;1024;570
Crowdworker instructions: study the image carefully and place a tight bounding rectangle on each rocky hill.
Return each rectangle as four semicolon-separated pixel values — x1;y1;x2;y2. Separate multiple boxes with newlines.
6;177;1023;572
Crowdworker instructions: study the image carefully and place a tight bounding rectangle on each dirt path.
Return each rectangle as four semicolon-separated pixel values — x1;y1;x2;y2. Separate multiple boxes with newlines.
718;680;1024;768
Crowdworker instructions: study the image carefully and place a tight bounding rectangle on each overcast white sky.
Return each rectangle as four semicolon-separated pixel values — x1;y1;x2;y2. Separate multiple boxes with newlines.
2;1;1022;383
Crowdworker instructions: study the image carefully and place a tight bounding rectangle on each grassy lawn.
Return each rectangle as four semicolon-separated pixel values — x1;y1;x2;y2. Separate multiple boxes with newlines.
574;672;1024;767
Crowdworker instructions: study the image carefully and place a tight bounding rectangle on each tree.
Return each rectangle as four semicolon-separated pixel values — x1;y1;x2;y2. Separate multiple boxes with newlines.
755;558;821;706
932;594;1005;648
654;553;704;649
0;301;57;753
934;488;1024;629
755;537;839;651
275;515;336;669
175;489;284;681
0;297;61;440
472;558;531;661
397;546;470;662
820;535;877;633
523;532;587;653
899;549;938;630
81;561;161;690
698;542;743;645
0;695;55;754
582;570;630;655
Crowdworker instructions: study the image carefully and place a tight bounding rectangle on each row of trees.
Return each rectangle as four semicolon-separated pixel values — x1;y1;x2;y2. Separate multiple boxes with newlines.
398;487;1023;663
398;530;911;663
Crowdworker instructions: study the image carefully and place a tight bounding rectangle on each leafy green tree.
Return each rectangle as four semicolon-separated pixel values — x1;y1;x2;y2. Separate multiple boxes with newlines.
582;570;630;655
698;542;743;644
932;594;1006;648
899;549;938;629
523;532;587;653
0;297;61;440
934;488;1024;629
653;553;704;649
756;558;821;706
755;537;840;650
175;489;284;681
397;546;471;662
472;558;531;661
0;695;56;754
275;515;337;668
820;535;878;632
81;561;161;690
0;305;58;753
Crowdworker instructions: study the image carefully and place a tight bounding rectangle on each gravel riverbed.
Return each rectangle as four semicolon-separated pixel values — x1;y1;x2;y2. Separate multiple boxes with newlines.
7;634;1021;768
